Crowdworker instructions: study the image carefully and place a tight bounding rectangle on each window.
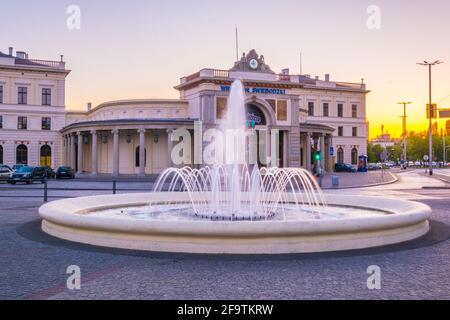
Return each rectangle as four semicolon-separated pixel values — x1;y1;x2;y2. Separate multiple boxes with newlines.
16;144;28;165
337;148;344;164
18;116;27;130
337;104;343;117
351;148;358;165
352;104;358;118
42;117;51;130
0;145;3;164
352;127;357;137
338;126;343;136
42;88;51;106
18;87;27;105
323;103;329;117
216;97;227;119
0;115;2;129
276;100;287;121
0;85;3;104
308;102;314;116
135;146;147;167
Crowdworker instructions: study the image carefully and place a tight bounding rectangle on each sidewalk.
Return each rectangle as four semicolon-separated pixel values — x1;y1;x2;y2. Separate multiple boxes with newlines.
320;170;397;189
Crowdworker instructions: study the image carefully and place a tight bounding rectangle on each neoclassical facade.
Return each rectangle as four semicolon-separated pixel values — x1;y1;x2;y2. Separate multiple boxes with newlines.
1;48;369;175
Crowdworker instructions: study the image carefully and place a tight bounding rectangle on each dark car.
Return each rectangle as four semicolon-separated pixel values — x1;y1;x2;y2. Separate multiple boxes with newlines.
334;163;357;173
9;166;46;184
56;166;75;179
42;166;56;179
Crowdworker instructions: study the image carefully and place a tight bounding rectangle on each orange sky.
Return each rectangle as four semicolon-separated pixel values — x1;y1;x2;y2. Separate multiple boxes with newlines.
1;0;449;139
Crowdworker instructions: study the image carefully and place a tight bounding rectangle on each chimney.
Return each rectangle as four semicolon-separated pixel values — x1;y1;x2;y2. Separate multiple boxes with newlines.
16;51;26;59
87;102;92;111
8;47;13;56
325;74;330;82
281;68;290;75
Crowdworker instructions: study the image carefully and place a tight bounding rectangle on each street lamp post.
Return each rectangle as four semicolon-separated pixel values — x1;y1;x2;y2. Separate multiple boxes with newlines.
398;101;412;168
417;60;444;176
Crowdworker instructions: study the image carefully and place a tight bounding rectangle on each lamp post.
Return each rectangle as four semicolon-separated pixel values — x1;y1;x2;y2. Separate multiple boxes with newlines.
417;60;444;176
398;101;412;168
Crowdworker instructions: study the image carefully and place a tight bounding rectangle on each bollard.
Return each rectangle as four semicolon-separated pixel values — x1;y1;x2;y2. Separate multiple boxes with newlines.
332;176;339;188
44;178;48;202
112;180;117;194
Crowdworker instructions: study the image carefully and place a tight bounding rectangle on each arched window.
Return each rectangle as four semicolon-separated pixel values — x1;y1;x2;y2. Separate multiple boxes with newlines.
0;145;3;164
351;148;358;165
337;147;344;164
16;144;28;165
135;146;147;167
40;145;52;167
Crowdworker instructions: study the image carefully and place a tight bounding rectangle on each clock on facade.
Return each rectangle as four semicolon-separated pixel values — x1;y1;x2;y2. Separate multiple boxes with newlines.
249;59;258;70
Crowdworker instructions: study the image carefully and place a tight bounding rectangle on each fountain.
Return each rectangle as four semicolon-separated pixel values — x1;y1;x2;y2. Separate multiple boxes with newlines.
39;80;431;254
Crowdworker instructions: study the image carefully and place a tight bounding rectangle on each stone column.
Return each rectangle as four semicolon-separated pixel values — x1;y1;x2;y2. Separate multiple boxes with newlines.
77;132;83;174
70;134;76;169
112;129;120;176
91;130;98;175
167;129;173;167
64;135;68;166
306;132;312;171
138;128;146;176
320;133;325;173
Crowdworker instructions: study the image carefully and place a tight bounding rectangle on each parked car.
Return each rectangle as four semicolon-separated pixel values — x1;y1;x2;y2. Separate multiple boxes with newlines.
0;164;12;171
368;163;382;171
335;163;357;173
12;164;26;172
42;166;56;179
0;166;13;182
9;166;46;184
56;166;75;179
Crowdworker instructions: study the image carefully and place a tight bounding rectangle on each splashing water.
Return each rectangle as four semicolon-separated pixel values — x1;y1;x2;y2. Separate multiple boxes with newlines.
153;79;326;221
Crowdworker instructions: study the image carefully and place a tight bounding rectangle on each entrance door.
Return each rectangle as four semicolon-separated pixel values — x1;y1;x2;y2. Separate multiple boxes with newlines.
40;145;52;167
278;131;284;168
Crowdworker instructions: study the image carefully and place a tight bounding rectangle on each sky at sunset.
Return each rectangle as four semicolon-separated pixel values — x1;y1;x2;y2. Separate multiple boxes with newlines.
1;0;449;138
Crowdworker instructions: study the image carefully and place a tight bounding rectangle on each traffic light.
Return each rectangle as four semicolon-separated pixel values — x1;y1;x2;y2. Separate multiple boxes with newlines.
314;151;322;161
427;104;437;119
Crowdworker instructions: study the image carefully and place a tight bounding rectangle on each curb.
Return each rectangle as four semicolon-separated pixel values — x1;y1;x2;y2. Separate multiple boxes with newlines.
322;172;398;190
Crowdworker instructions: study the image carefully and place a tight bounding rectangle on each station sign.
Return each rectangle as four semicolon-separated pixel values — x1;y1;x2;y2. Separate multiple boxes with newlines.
220;85;286;95
439;109;450;118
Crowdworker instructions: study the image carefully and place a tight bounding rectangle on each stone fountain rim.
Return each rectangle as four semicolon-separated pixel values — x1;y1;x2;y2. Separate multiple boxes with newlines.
39;192;431;237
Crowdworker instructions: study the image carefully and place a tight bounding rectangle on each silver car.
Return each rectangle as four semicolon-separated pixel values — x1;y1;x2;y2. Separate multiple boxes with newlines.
0;166;13;181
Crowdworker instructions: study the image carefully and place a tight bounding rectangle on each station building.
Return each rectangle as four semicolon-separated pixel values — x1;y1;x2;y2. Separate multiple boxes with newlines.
0;48;369;175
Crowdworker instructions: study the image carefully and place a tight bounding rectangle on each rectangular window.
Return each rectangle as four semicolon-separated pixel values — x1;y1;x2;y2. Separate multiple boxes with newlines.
338;126;343;136
276;100;287;121
216;97;227;119
337;104;343;117
352;104;358;118
18;87;27;105
42;88;51;106
42;117;51;130
0;85;3;104
323;103;329;117
352;127;357;137
308;102;314;116
18;116;27;129
0;115;3;129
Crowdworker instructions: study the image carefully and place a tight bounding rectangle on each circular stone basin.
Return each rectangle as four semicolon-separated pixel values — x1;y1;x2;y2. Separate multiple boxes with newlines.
39;193;431;254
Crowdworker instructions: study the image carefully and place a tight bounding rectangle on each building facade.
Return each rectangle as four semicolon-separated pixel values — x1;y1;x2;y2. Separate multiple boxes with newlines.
0;47;69;168
0;48;369;175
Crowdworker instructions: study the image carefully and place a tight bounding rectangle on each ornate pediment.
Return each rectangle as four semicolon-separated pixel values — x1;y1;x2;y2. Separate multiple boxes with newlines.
229;49;275;74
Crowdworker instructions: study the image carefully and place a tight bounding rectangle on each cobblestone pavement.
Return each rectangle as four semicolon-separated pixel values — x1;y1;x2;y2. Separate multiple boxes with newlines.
0;170;449;300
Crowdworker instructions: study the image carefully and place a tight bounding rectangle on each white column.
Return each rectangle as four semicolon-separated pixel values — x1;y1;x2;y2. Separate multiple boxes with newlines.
77;132;83;174
112;129;119;176
167;129;173;168
91;130;98;175
70;134;76;169
138;128;146;176
320;133;325;173
306;132;312;171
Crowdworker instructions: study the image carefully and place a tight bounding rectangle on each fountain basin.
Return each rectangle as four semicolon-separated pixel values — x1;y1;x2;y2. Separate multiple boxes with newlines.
39;193;431;254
